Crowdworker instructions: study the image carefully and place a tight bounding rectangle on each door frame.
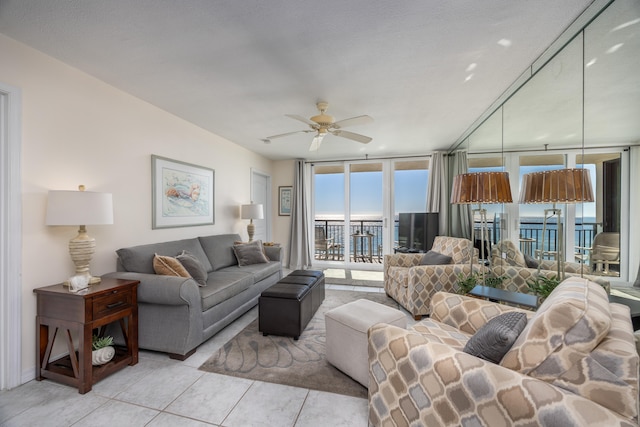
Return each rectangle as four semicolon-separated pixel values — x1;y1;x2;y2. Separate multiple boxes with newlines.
250;168;271;242
0;81;22;390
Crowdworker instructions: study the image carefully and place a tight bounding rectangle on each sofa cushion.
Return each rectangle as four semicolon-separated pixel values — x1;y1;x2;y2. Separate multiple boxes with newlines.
220;261;281;283
117;238;212;274
176;250;207;287
501;277;611;379
544;302;639;420
153;254;191;277
200;271;254;311
198;234;241;271
419;250;452;265
232;240;269;266
463;311;527;363
410;319;471;351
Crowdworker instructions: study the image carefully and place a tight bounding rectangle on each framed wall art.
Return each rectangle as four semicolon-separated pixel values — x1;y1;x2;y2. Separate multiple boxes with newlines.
152;155;215;229
279;186;292;216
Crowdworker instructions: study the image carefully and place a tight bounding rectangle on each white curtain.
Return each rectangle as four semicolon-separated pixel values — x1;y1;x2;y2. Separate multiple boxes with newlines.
287;160;312;269
448;151;472;239
426;151;449;235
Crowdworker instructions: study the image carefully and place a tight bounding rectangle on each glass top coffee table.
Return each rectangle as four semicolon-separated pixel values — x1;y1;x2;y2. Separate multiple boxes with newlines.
469;285;539;310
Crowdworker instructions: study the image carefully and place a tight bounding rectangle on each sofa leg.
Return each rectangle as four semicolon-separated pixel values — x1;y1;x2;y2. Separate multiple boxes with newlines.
168;348;196;361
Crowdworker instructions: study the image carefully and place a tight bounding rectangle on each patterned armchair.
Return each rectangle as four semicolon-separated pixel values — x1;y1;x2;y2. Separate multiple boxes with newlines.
490;239;609;294
368;278;639;426
384;236;481;319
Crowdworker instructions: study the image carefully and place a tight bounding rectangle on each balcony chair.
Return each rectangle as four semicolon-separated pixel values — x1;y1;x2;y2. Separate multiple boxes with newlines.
384;236;481;319
314;226;339;260
588;232;621;276
368;277;639;426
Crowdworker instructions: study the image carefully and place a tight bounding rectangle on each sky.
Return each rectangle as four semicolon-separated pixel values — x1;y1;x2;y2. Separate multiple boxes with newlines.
315;169;428;217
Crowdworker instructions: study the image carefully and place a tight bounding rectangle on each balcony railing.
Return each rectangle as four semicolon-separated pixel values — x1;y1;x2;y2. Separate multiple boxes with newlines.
314;218;598;264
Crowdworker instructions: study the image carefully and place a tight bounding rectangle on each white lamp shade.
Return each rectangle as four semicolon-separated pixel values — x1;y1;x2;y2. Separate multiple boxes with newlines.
46;190;114;226
241;203;264;220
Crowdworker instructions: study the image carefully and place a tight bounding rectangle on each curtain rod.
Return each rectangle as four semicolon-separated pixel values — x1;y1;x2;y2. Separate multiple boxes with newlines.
304;153;432;164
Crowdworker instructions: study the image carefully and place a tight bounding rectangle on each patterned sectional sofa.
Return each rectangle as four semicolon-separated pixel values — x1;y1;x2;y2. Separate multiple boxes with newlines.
368;277;639;426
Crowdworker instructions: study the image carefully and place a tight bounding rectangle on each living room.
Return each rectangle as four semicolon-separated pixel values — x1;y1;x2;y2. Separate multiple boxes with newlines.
1;1;640;425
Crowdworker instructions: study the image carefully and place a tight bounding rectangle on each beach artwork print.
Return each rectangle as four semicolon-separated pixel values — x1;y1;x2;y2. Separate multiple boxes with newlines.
152;155;215;229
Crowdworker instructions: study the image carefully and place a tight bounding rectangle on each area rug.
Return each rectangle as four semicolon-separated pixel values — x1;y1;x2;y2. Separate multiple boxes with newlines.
199;290;401;398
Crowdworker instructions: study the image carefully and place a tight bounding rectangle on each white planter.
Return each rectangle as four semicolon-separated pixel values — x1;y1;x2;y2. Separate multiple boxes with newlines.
92;346;115;366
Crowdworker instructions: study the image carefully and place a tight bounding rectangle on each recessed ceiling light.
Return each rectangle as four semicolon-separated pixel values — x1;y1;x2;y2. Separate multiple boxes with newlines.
611;18;640;32
585;58;597;68
465;74;474;82
497;39;512;48
466;63;477;72
535;134;549;141
606;43;624;54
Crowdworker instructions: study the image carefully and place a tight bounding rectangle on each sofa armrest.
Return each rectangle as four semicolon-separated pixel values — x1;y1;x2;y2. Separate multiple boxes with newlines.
263;245;283;262
102;272;201;307
430;291;533;335
368;324;634;427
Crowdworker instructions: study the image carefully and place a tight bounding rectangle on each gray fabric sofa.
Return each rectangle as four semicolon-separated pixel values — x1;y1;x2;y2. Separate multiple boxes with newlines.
103;233;283;360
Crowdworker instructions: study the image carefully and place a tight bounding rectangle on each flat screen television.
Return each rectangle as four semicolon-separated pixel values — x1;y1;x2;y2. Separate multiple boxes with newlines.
397;212;439;252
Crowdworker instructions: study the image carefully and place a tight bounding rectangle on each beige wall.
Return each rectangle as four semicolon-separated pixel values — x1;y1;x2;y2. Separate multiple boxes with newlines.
0;34;288;380
271;159;296;263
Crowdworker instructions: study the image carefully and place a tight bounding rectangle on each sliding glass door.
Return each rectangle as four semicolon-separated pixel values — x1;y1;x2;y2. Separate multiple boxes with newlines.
313;157;429;270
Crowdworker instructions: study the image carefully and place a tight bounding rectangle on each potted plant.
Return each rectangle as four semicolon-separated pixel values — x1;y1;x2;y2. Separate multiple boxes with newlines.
526;275;561;305
92;334;115;366
455;271;481;295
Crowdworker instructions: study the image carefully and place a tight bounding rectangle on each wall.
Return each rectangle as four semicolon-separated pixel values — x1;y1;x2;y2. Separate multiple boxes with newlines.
271;160;296;264
0;34;275;380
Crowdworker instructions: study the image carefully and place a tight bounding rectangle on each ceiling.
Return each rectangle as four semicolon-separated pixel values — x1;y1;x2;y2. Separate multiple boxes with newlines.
0;0;594;161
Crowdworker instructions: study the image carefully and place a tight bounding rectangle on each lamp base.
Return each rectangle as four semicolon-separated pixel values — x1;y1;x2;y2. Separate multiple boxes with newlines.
247;221;255;242
68;226;100;285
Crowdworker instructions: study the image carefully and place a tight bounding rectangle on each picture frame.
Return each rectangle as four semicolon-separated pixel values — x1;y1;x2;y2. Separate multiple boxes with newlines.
152;155;215;229
279;186;293;216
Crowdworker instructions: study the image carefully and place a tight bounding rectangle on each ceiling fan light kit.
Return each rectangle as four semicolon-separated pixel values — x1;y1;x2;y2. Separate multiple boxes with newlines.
266;102;373;151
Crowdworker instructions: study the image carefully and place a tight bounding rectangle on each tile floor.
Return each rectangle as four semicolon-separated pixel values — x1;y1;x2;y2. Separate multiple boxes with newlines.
0;283;386;427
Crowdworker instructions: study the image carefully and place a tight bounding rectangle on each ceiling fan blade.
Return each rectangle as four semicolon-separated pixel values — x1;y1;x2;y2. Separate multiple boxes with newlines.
331;115;373;129
285;114;318;127
266;130;313;139
309;133;326;151
331;129;372;144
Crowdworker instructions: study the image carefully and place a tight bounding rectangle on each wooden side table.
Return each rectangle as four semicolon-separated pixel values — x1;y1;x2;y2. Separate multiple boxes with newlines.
34;278;139;394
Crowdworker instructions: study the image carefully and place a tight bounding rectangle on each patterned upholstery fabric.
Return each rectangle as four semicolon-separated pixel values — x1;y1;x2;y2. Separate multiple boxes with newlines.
502;278;611;375
430;292;533;336
368;325;638;427
490;239;527;267
384;236;480;317
490;239;589;274
368;282;639;426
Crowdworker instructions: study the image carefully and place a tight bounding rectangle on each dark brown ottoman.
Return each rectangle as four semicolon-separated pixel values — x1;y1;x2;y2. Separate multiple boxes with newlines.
259;270;325;340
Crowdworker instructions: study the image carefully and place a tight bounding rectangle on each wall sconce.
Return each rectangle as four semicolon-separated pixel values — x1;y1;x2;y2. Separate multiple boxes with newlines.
45;185;114;285
241;202;264;242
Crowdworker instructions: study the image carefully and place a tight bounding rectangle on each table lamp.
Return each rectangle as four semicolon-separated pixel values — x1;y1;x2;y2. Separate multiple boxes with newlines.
519;168;594;279
241;203;264;242
451;172;513;282
46;185;114;285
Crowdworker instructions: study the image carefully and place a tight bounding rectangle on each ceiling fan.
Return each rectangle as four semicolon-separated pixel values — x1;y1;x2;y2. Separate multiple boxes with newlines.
266;102;373;151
